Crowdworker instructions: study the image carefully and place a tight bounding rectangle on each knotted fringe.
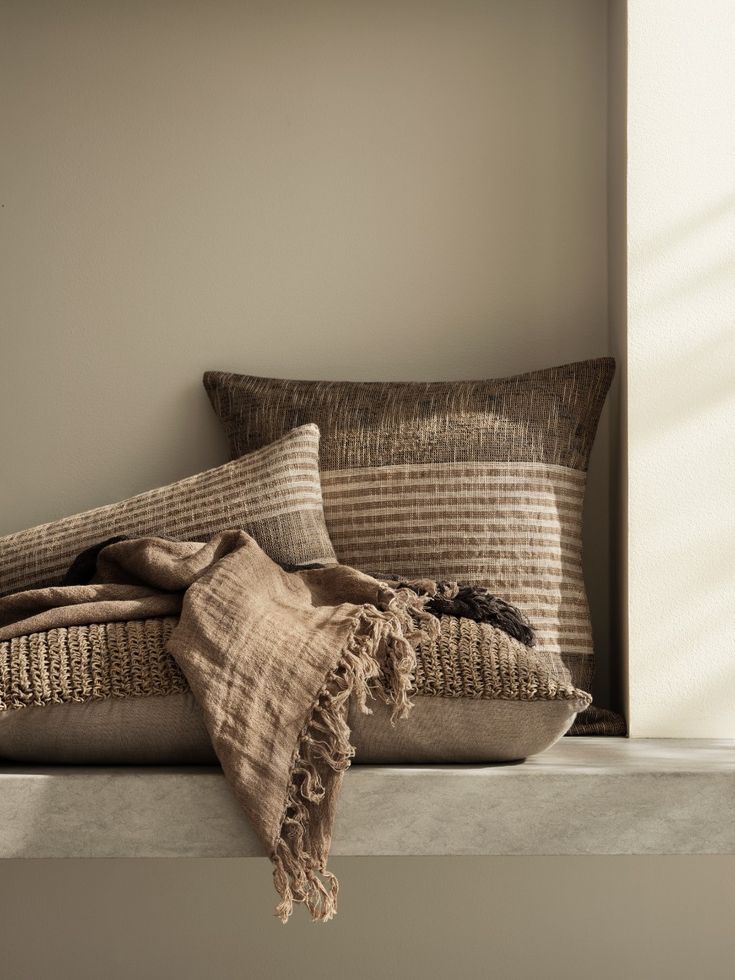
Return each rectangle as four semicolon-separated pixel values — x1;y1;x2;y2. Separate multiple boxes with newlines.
272;589;438;923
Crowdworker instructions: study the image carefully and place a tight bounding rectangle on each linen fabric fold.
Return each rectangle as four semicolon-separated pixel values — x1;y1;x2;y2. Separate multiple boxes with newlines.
0;531;434;921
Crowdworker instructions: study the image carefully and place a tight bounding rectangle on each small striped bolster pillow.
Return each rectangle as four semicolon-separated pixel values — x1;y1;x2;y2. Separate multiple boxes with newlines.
0;424;336;597
203;359;614;696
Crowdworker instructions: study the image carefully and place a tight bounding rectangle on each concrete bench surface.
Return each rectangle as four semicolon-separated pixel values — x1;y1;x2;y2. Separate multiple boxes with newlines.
2;738;733;858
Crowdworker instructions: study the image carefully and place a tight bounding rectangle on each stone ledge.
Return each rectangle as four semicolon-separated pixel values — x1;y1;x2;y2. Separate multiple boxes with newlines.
2;738;733;858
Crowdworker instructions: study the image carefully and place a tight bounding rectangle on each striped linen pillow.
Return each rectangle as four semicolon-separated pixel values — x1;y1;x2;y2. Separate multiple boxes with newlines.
0;424;336;597
203;359;614;694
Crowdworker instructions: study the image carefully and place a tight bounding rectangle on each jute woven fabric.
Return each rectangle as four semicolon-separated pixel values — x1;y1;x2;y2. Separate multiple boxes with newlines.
0;614;589;713
0;618;184;710
414;616;586;704
0;424;335;598
203;359;614;702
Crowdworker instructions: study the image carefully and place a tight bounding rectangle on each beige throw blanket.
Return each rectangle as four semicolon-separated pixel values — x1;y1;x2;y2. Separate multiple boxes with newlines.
0;531;437;921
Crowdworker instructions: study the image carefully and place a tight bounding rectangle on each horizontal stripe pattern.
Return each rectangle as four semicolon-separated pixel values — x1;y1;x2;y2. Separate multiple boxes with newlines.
0;425;336;597
321;461;593;664
204;363;614;695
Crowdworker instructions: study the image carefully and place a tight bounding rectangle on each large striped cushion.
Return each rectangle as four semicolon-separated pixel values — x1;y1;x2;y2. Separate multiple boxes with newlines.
203;360;613;692
0;424;336;597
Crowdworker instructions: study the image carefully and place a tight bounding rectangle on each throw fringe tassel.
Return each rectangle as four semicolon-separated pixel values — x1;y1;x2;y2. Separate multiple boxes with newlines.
272;590;438;923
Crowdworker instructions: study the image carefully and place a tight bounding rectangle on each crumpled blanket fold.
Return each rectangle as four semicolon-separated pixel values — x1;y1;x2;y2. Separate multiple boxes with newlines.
0;530;446;921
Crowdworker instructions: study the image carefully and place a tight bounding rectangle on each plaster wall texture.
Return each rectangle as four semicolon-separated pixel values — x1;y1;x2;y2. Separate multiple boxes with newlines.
626;0;735;736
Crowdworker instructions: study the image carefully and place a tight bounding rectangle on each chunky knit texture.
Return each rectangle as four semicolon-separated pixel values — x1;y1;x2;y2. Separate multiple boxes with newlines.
0;614;588;714
0;618;183;711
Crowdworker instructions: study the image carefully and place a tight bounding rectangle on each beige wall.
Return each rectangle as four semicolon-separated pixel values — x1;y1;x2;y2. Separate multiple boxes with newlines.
626;0;735;736
0;0;614;702
607;0;628;719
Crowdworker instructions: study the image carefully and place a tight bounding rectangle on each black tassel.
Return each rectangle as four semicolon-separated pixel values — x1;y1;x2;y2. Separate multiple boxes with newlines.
379;574;535;647
427;585;535;646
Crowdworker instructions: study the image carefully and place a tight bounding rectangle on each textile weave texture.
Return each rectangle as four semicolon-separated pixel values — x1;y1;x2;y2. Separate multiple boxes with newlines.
0;614;589;713
0;424;336;597
203;359;614;703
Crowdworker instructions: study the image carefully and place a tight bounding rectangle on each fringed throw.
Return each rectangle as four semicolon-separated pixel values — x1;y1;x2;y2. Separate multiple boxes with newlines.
0;534;596;919
0;532;442;922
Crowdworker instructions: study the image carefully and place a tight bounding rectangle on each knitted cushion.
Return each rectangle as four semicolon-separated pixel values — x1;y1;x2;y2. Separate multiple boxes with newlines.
203;360;613;695
0;424;335;597
0;616;590;764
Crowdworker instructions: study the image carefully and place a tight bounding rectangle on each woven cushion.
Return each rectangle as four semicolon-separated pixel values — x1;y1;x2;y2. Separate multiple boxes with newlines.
203;360;613;693
0;424;335;597
0;616;590;764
